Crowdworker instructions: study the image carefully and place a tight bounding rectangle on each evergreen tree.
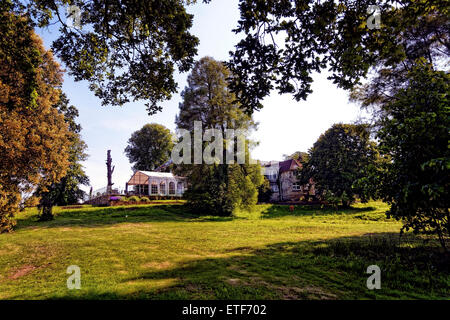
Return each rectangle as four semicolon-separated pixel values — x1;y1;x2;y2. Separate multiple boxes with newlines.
175;57;263;215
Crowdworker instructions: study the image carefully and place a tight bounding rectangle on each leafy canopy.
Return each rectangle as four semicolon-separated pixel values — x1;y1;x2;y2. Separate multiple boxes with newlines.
228;0;449;113
0;12;71;231
376;63;449;248
299;123;379;207
36;92;89;219
125;123;175;171
7;0;211;114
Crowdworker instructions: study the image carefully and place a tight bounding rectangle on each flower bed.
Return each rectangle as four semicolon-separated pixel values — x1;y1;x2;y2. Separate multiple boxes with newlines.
109;200;184;206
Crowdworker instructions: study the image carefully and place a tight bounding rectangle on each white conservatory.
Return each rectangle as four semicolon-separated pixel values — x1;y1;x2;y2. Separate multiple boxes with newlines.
125;171;187;197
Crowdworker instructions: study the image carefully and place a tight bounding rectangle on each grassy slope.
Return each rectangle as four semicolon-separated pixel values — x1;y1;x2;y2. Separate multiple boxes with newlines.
0;202;448;300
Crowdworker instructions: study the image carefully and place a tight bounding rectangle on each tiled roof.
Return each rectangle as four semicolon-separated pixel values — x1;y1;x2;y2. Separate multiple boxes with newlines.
278;159;302;173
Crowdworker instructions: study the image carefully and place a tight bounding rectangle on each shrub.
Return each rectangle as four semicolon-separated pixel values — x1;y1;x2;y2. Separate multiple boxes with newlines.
121;197;130;202
140;196;150;202
109;196;121;201
257;176;273;203
323;190;350;210
128;196;141;202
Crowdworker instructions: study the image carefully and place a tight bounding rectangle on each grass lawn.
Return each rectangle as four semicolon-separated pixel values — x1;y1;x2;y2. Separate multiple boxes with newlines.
0;201;448;300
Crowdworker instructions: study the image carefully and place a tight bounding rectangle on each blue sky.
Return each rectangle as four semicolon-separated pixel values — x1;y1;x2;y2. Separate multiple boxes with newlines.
37;0;366;193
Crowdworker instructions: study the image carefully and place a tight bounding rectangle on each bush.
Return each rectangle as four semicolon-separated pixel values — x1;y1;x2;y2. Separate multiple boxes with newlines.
128;196;141;202
257;176;273;203
140;196;150;202
324;190;350;210
121;197;130;202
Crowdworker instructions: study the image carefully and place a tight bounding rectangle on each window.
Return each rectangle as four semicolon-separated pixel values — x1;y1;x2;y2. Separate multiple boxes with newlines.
177;182;184;194
160;182;166;194
292;183;301;191
169;182;175;195
151;183;158;195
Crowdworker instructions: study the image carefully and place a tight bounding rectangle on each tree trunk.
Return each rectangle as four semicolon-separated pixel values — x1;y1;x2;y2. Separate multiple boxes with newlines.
39;204;54;221
341;200;351;209
106;150;115;194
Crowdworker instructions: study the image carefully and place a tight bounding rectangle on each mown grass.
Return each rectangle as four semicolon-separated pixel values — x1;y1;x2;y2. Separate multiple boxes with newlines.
0;201;448;300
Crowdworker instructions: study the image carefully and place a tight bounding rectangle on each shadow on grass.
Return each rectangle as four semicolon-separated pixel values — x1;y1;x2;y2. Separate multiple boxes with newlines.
15;205;234;230
260;204;377;219
16;203;382;230
50;232;449;300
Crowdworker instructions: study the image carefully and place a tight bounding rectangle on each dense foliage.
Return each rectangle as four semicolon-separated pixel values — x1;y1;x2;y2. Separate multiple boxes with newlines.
125;123;175;171
36;93;89;220
175;57;263;215
376;63;449;249
283;151;309;163
228;0;449;113
228;0;449;246
299;124;379;207
6;0;211;114
257;176;273;203
0;12;70;231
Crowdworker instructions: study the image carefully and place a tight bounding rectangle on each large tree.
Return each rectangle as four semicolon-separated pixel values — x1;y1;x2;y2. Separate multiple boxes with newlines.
376;63;449;249
227;0;449;113
0;12;70;231
175;56;263;215
36;92;89;220
283;151;309;164
125;123;175;171
6;0;212;114
299;123;378;207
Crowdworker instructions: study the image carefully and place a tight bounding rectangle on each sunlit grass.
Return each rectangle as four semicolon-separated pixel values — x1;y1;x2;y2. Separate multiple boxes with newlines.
0;201;447;300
